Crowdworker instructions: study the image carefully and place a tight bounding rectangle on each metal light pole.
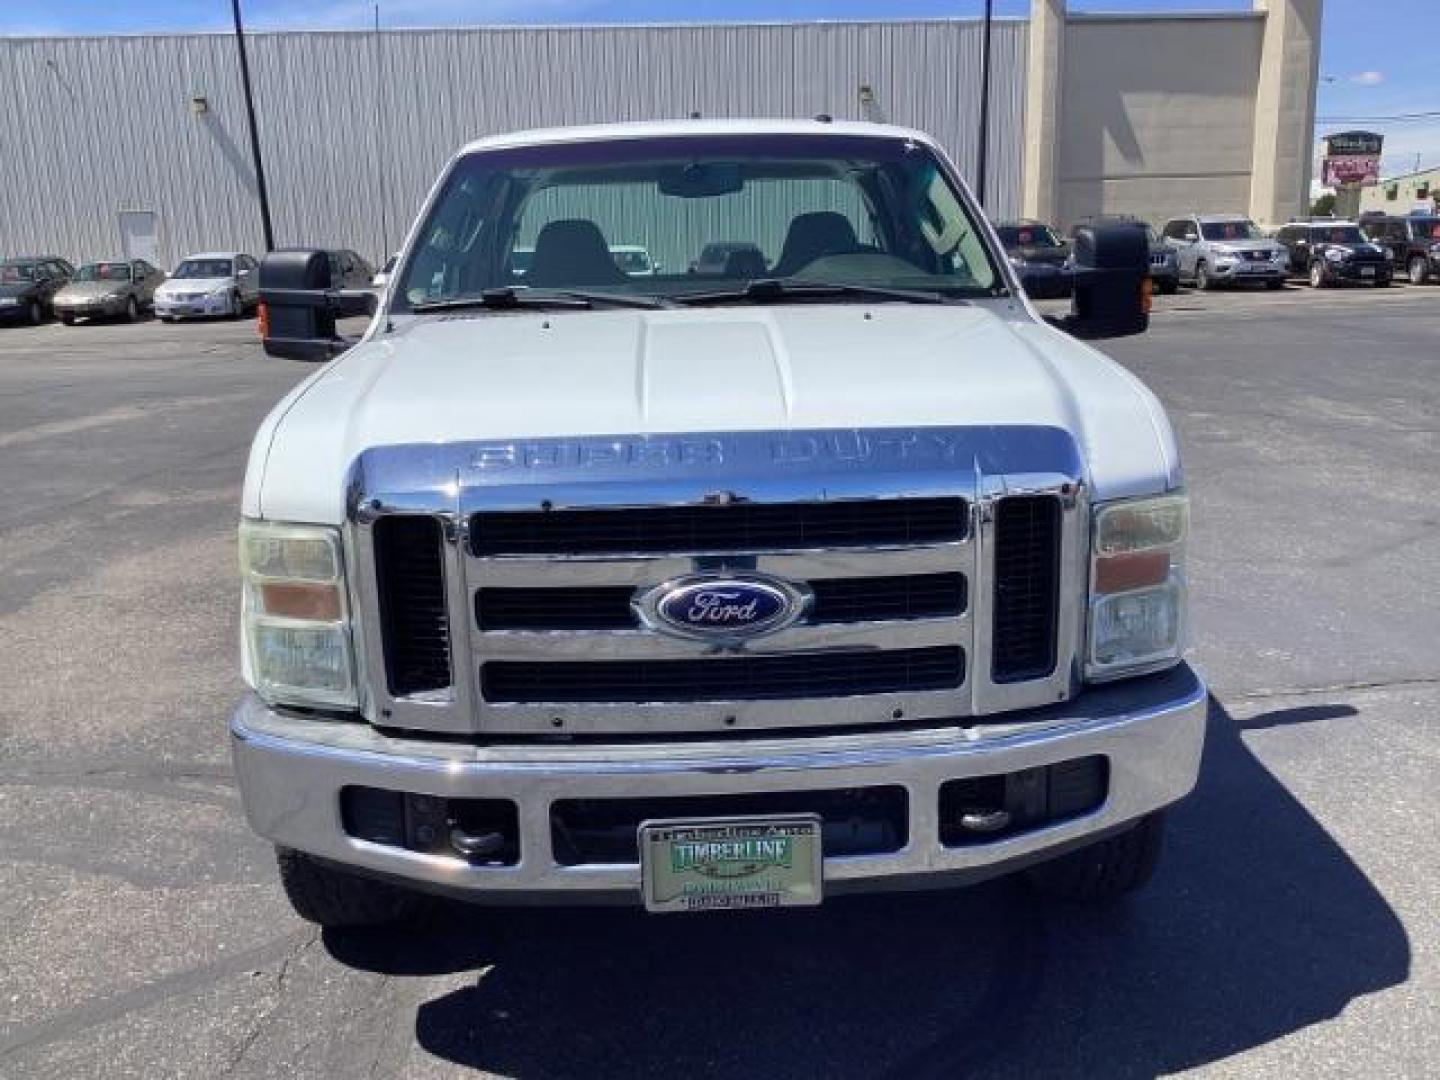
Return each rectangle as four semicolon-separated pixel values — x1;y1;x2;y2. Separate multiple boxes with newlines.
976;0;994;208
231;0;276;251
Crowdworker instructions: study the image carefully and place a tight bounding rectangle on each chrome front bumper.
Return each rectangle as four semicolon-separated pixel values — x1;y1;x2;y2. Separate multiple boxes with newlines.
230;664;1207;902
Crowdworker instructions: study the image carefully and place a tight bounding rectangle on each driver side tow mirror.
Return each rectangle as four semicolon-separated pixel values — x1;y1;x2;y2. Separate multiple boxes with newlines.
1052;223;1150;340
258;249;378;361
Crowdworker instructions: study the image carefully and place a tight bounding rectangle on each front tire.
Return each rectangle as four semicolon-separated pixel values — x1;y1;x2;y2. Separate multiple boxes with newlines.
1159;278;1179;296
227;290;242;320
1027;812;1166;902
275;847;421;928
1309;260;1328;288
1410;256;1431;286
1265;278;1283;290
1194;262;1211;291
124;296;139;322
27;300;43;325
61;314;76;326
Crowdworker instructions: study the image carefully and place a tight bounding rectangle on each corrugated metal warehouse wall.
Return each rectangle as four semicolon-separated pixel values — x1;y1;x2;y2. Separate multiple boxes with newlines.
0;19;1027;268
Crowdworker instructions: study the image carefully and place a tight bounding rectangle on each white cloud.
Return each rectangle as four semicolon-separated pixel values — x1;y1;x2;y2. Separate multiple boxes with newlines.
1349;71;1385;86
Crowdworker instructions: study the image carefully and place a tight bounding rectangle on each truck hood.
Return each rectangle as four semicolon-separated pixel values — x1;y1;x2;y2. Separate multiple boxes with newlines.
246;303;1181;522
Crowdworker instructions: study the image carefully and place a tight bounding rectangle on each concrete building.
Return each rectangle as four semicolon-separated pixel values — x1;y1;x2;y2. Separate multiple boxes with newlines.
1358;165;1440;215
0;0;1321;269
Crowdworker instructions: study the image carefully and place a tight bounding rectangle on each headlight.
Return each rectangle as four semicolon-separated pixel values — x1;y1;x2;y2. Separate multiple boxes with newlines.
102;292;124;301
1086;494;1187;681
239;520;356;708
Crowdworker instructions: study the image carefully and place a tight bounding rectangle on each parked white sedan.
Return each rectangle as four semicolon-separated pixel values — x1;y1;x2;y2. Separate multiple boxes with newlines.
154;252;261;320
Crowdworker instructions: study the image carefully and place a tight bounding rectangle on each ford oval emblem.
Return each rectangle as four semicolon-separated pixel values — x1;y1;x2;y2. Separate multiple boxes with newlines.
638;574;809;642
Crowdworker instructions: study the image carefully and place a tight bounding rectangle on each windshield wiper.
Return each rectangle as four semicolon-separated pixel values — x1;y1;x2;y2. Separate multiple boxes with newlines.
411;287;672;313
672;278;975;306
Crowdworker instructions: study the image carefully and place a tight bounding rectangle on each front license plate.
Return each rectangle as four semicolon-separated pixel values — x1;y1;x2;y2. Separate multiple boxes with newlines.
639;815;823;914
1360;267;1376;278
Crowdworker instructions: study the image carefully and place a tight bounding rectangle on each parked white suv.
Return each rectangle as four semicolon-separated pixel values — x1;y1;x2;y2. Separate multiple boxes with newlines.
1161;214;1288;290
234;120;1202;927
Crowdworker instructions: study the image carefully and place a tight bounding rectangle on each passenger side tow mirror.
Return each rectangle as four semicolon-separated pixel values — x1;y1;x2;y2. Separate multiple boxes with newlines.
1053;223;1150;340
258;249;378;361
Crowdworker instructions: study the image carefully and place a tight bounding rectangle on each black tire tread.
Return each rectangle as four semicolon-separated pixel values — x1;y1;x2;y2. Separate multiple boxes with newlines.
1026;812;1165;902
275;846;419;928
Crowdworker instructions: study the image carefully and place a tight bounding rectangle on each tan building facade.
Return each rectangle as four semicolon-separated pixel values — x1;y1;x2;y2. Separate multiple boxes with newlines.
1022;0;1322;230
1358;166;1440;215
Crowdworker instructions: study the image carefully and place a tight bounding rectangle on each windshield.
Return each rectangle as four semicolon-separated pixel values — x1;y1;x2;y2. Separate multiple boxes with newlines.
1200;220;1264;242
995;224;1060;248
396;134;1004;311
1312;226;1365;244
173;259;234;279
76;262;133;282
1;263;37;283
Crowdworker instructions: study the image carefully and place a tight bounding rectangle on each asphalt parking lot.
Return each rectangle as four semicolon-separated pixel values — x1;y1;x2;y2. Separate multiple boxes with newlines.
1;284;1438;1078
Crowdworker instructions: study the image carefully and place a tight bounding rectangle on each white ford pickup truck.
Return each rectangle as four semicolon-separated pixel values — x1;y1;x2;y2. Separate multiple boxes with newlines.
233;119;1204;926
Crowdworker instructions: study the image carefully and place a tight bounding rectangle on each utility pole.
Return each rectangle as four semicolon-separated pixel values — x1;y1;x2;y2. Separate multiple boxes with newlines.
231;0;276;251
976;0;994;208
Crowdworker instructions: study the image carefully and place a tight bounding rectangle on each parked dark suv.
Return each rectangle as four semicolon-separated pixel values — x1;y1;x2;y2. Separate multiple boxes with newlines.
1275;220;1391;288
1361;215;1440;285
993;219;1072;298
0;256;73;325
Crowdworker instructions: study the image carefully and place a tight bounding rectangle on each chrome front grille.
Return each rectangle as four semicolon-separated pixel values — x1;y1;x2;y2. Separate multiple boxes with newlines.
349;427;1087;737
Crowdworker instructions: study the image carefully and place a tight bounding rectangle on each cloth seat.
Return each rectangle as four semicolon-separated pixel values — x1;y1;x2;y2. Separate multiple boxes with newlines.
525;219;629;287
771;211;860;277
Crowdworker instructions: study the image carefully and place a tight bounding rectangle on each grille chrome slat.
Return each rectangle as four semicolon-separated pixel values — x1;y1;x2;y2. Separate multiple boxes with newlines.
466;544;969;588
470;615;968;661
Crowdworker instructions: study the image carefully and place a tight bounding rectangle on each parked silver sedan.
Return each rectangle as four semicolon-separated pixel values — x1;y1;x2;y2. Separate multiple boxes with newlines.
154;252;260;320
54;260;164;324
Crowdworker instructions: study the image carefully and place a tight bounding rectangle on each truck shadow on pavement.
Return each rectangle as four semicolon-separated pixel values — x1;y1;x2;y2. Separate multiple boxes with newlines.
325;696;1408;1079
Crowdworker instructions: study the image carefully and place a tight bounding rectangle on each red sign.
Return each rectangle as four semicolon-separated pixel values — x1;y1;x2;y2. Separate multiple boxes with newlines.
1323;155;1381;187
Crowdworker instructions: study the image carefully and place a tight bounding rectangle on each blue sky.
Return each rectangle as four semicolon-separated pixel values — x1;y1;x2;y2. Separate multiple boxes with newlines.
4;1;1436;178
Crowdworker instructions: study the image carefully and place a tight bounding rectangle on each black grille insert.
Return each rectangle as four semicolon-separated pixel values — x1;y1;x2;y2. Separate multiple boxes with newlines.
552;787;907;865
991;495;1061;683
470;498;966;556
482;646;964;704
476;573;967;632
373;515;451;695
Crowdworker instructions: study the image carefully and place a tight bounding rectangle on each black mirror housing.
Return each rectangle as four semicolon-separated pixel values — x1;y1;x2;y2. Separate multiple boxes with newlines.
1061;223;1150;339
259;249;378;361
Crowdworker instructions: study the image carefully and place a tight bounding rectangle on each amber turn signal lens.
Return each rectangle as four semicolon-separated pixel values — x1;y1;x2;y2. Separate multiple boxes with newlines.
1094;550;1170;593
257;302;269;339
1141;276;1153;314
258;581;342;621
